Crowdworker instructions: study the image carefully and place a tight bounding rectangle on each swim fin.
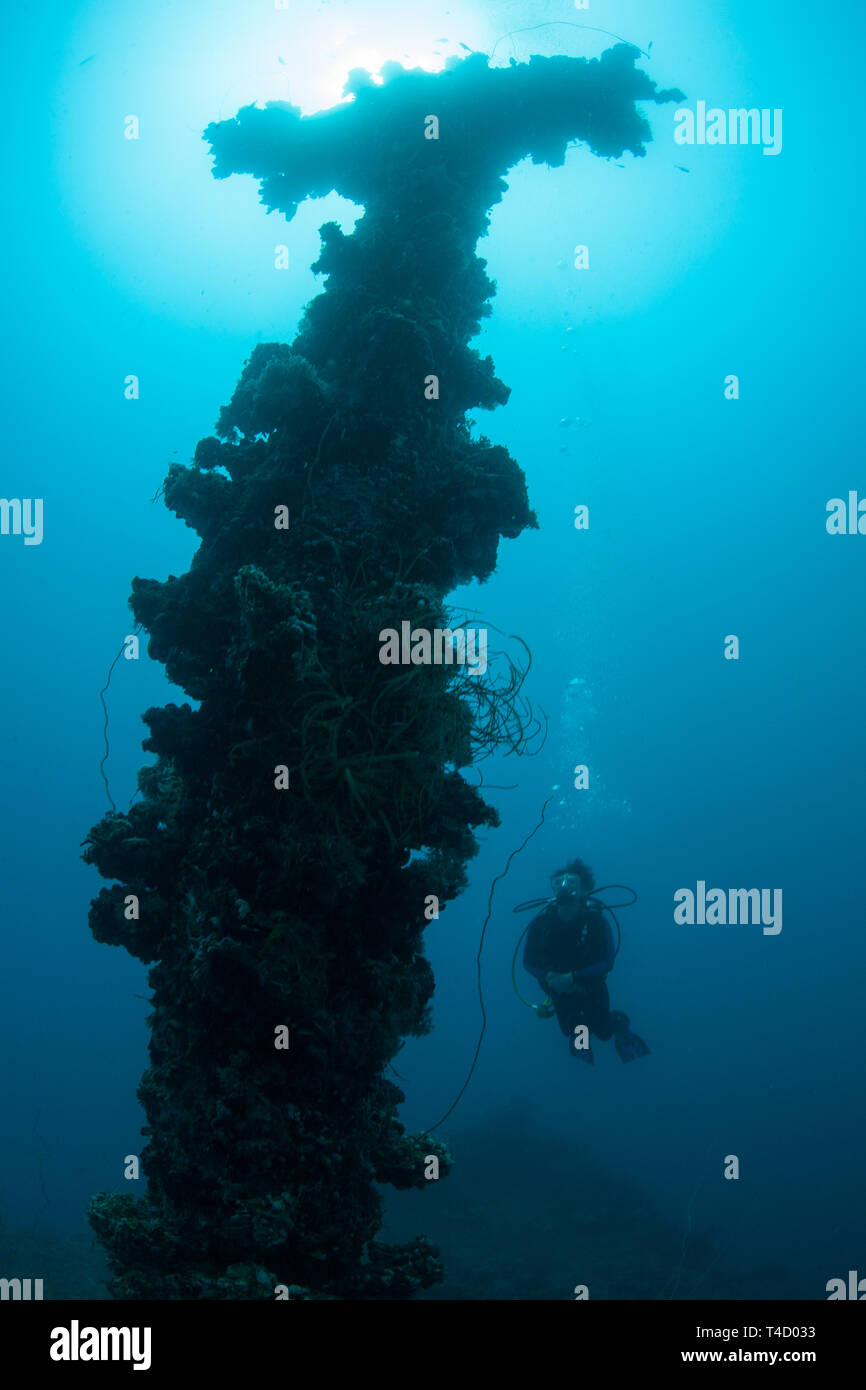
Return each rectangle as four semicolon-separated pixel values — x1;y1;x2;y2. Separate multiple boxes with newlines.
614;1027;651;1063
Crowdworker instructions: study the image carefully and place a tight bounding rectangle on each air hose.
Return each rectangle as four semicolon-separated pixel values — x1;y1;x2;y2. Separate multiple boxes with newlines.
511;885;637;1012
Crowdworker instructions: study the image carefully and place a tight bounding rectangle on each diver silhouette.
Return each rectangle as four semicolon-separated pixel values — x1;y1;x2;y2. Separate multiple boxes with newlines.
523;858;650;1064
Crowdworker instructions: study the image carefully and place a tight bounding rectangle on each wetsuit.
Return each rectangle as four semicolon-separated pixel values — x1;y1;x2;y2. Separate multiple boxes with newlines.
523;901;617;1041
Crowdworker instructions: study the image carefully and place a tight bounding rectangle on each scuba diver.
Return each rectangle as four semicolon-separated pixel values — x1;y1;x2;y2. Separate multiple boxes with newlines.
521;858;650;1064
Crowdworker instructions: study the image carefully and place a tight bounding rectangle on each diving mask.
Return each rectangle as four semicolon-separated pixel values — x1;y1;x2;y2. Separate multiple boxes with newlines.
550;872;582;902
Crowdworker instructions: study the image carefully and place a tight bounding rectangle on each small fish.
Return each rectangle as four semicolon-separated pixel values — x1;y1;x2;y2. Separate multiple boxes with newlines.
278;56;287;65
675;165;690;173
78;54;96;66
459;42;472;52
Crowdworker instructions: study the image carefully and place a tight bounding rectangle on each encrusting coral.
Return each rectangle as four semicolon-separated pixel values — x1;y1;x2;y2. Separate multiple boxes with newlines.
83;46;682;1299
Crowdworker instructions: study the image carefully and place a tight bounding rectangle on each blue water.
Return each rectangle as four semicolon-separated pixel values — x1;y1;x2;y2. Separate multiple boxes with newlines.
2;0;864;1300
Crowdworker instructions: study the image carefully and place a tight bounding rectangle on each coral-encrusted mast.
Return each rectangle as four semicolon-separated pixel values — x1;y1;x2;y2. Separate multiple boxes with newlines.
83;47;682;1299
